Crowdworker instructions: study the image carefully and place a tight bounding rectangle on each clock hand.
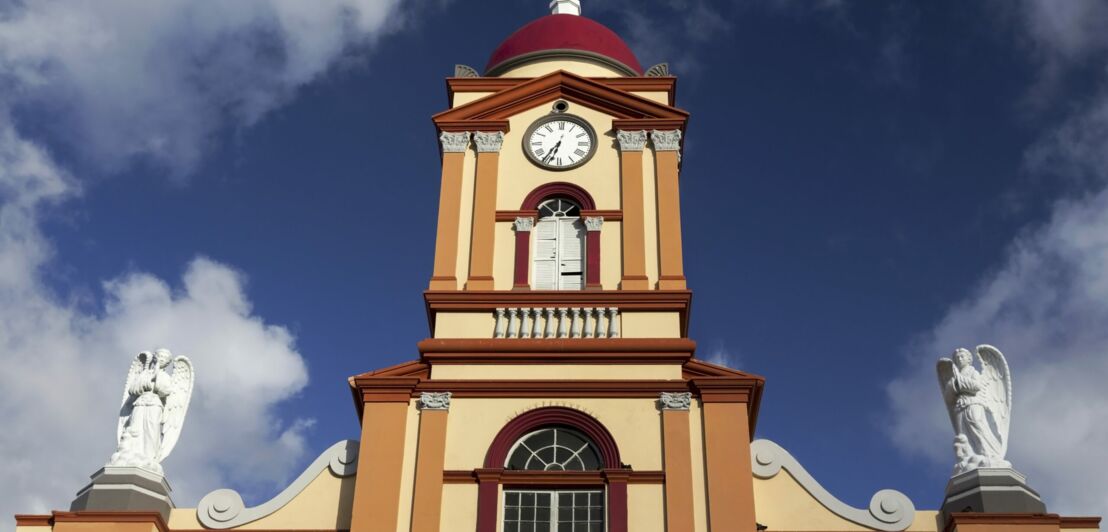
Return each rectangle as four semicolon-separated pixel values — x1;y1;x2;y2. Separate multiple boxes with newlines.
543;139;562;163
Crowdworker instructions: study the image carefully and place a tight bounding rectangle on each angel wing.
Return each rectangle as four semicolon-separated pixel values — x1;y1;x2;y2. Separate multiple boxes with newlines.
157;355;194;462
975;344;1012;457
935;358;959;433
117;351;150;443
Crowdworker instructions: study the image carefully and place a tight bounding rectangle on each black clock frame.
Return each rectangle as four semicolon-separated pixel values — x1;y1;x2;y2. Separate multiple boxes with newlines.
522;113;597;171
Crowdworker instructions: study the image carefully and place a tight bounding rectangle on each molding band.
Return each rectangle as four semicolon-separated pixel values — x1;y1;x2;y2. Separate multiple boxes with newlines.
197;440;360;529
750;439;915;532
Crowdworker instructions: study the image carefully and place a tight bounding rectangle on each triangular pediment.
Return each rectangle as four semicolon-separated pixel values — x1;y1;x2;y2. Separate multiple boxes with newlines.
433;70;688;131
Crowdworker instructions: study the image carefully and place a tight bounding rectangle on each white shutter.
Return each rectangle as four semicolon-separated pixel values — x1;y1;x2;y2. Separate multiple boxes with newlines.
533;220;558;290
557;219;585;290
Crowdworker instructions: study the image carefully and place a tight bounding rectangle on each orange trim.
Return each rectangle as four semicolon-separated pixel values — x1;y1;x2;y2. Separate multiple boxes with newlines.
435;119;509;133
661;409;695;532
612;118;687;131
418;337;696;364
416;379;691;397
466;151;499;290
944;512;1081;532
619;148;650;290
410;409;449;532
442;470;664;484
493;209;622;222
446;77;677;106
50;511;168;532
14;514;52;526
434;71;688;128
349;402;410;532
702;403;757;532
495;209;538;222
429;151;466;291
1061;516;1103;528
653;150;686;290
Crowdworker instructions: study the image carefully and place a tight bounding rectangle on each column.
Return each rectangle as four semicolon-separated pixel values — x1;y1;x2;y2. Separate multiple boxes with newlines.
616;130;650;290
602;469;631;532
467;131;504;290
429;132;470;290
659;392;695;532
651;130;686;290
584;216;603;289
350;379;416;532
410;392;451;532
701;400;757;532
513;217;534;289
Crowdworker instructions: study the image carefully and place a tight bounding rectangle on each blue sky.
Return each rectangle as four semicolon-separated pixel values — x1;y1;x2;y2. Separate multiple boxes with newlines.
2;0;1108;526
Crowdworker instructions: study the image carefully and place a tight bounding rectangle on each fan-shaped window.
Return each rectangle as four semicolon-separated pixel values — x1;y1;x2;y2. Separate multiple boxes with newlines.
537;198;581;218
505;427;602;471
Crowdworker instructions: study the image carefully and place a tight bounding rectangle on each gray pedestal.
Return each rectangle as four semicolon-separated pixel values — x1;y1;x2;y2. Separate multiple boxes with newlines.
70;467;175;521
941;468;1045;521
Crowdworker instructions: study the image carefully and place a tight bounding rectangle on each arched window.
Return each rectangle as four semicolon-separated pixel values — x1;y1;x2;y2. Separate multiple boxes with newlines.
533;198;586;290
503;427;605;531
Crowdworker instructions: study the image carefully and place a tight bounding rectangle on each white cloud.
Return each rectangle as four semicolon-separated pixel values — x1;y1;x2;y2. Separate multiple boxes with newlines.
888;0;1108;518
0;0;409;528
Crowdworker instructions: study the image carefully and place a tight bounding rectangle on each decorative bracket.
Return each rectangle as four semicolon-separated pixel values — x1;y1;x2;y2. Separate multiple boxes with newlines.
197;440;359;529
750;439;915;531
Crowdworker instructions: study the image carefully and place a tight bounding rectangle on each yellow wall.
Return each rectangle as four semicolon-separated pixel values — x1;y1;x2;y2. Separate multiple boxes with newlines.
497;58;627;78
396;400;420;531
600;219;622;289
493;221;515;290
452;91;493;108
628;484;667;532
434;312;495;338
689;400;710;532
621;312;681;338
443;398;663;471
430;363;682;380
439;484;479;532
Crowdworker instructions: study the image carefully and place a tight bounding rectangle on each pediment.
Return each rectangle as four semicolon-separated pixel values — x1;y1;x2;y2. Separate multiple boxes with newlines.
433;70;688;132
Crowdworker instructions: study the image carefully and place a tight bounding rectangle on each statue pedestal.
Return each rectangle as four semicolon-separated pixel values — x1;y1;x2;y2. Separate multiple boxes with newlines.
941;468;1045;521
70;466;175;521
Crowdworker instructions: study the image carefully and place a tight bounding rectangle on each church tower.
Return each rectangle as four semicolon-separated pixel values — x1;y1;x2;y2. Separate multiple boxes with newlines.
347;2;766;531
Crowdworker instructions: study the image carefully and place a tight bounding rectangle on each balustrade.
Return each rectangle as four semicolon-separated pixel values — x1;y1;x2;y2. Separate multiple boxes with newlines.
493;307;620;339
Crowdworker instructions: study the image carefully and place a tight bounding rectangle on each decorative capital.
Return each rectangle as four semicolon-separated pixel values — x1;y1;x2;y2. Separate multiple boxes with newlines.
419;391;452;410
616;130;647;152
474;131;505;153
659;391;691;410
584;216;603;231
514;217;535;232
439;131;471;153
651;129;682;152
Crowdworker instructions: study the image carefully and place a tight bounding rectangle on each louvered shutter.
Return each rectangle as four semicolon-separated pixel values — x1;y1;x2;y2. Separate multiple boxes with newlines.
558;218;585;290
533;220;558;289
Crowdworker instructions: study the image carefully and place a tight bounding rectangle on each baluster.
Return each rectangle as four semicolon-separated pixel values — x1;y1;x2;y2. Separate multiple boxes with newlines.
494;308;506;338
520;307;532;338
570;308;582;338
531;308;542;338
557;308;569;338
583;307;595;338
544;308;556;338
607;307;620;338
508;308;520;338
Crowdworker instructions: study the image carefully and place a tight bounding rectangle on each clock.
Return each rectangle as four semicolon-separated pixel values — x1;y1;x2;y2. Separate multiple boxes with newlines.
523;114;596;170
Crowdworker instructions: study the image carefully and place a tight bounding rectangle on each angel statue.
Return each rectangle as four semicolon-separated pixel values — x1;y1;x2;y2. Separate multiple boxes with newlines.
936;345;1012;476
108;348;194;475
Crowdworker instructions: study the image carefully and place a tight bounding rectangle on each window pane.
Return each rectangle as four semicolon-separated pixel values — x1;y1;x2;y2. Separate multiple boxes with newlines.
506;492;519;505
505;523;518;532
521;507;534;521
522;493;534;506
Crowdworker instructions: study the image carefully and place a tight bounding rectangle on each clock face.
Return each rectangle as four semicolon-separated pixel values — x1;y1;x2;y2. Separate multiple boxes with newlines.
524;116;595;170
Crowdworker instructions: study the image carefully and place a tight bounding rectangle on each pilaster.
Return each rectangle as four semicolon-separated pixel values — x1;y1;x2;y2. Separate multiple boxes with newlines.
410;392;451;532
350;378;417;532
659;392;695;532
429;132;470;290
616;130;650;290
467;131;504;290
651;129;686;290
512;216;534;289
584;216;603;289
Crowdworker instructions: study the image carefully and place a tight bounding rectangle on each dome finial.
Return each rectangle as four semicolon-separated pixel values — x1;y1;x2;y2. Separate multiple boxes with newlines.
549;0;581;16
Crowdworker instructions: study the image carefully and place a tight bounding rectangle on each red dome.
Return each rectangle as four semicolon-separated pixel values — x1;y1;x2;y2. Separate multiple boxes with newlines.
485;15;643;76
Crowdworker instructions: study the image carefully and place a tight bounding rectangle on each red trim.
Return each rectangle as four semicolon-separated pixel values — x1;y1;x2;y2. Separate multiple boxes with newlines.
477;407;628;532
513;227;530;288
484;407;621;468
520;182;596;210
586;229;601;288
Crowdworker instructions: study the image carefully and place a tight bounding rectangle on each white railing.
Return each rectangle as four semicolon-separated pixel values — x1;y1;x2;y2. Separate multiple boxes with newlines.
494;307;620;339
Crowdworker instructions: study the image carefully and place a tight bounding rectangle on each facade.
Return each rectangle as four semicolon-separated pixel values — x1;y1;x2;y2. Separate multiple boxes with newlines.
13;3;1102;532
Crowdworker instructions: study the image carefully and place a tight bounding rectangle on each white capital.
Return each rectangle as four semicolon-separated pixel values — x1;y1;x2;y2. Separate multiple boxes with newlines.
616;130;647;152
439;131;470;153
419;391;452;410
514;217;535;231
474;131;505;153
584;216;603;231
659;392;691;410
651;129;682;152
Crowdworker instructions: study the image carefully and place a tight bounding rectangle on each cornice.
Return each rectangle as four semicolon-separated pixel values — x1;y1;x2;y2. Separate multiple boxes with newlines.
51;512;169;532
446;76;677;107
416;379;691;398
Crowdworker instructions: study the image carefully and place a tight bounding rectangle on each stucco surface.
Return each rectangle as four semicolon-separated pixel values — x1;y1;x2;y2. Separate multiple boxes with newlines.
620;311;681;338
438;484;479;531
430;363;682;380
443;398;664;470
628;484;666;532
498;58;627;78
